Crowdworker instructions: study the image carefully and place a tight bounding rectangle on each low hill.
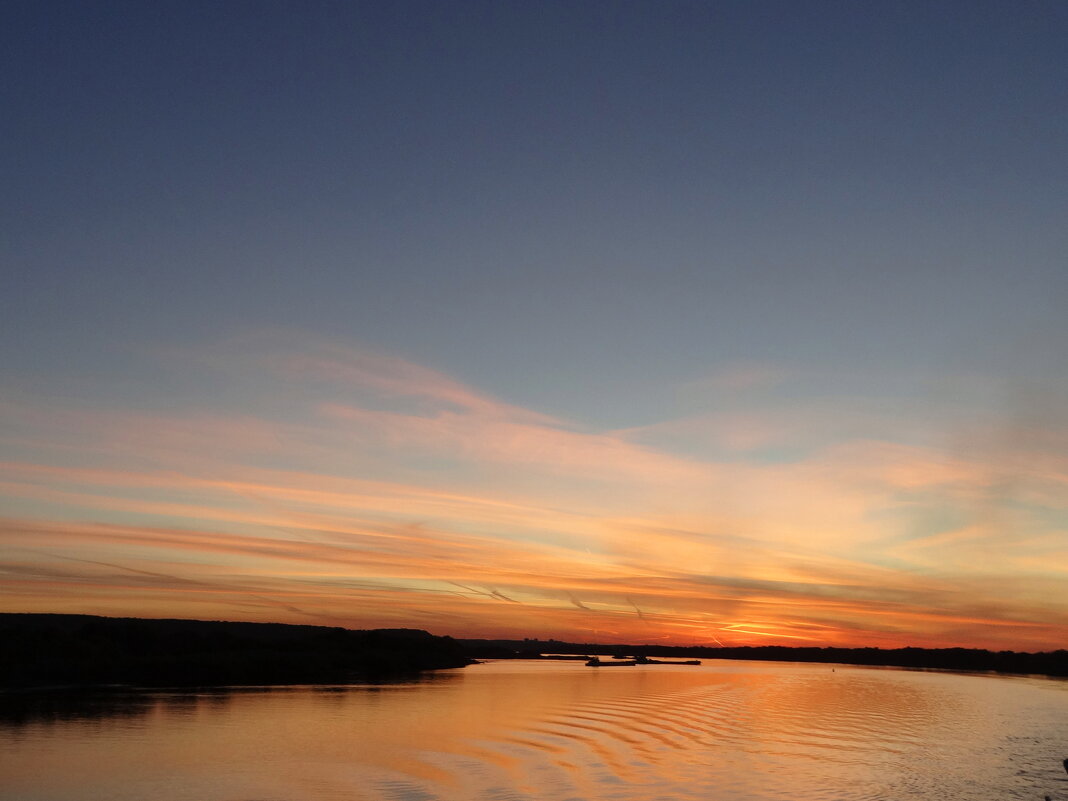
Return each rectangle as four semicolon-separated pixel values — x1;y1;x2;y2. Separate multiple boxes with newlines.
0;614;472;689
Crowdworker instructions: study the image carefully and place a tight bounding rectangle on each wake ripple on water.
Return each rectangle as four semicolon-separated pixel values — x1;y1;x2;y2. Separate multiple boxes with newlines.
5;662;1068;801
375;667;1068;801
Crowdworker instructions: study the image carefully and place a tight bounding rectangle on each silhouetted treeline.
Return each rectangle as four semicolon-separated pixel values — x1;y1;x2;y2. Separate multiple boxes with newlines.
0;614;471;689
459;638;1068;677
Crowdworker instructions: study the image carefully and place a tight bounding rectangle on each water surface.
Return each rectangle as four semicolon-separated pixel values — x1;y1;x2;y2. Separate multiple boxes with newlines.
3;660;1067;801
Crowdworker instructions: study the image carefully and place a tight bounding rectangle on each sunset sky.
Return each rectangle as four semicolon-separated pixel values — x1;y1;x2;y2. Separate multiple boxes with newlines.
3;1;1067;650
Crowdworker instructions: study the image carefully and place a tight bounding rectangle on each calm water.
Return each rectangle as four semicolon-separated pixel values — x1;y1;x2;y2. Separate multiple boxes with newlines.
3;660;1068;801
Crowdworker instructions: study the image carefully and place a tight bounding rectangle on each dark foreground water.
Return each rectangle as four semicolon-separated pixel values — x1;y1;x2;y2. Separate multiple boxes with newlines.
2;660;1068;801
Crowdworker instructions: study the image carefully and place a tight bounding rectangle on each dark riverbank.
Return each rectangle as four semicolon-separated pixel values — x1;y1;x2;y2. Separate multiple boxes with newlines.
6;614;1065;689
0;614;472;689
460;638;1068;678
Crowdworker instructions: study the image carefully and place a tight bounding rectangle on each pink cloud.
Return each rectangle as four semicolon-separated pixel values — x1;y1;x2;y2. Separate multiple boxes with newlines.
3;333;1068;650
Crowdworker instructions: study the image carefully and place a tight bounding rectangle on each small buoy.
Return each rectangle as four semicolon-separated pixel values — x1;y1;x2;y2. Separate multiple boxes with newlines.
1064;756;1068;775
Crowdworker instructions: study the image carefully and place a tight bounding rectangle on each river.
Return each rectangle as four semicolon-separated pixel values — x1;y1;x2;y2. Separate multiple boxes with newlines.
2;659;1067;801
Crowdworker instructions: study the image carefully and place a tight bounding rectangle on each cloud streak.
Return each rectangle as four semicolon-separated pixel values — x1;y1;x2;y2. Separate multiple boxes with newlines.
1;334;1067;650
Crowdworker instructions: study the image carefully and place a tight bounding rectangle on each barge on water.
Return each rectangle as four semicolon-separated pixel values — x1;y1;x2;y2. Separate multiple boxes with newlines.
585;656;702;666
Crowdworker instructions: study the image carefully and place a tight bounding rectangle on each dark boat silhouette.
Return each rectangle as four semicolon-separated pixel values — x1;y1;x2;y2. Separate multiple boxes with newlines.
633;655;701;665
585;655;702;666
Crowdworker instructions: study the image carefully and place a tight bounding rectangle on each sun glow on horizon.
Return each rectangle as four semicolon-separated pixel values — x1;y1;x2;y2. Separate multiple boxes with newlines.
2;335;1066;652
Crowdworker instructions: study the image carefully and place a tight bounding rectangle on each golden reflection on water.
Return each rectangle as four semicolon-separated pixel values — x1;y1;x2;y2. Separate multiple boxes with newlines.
2;661;1068;801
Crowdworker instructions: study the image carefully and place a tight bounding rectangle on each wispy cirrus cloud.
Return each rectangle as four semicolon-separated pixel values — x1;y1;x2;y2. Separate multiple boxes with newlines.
2;333;1067;649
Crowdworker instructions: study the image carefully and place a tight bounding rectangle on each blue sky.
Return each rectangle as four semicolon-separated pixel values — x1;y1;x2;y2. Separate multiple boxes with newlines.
2;1;1067;647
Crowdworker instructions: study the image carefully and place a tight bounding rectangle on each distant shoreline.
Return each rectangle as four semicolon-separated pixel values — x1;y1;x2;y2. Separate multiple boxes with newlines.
3;613;1066;690
460;637;1068;678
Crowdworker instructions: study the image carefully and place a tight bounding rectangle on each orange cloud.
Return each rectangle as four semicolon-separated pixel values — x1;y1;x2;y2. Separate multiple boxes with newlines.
2;334;1068;651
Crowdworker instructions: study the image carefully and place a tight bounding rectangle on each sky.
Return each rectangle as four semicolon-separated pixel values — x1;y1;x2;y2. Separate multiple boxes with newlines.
2;1;1067;650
